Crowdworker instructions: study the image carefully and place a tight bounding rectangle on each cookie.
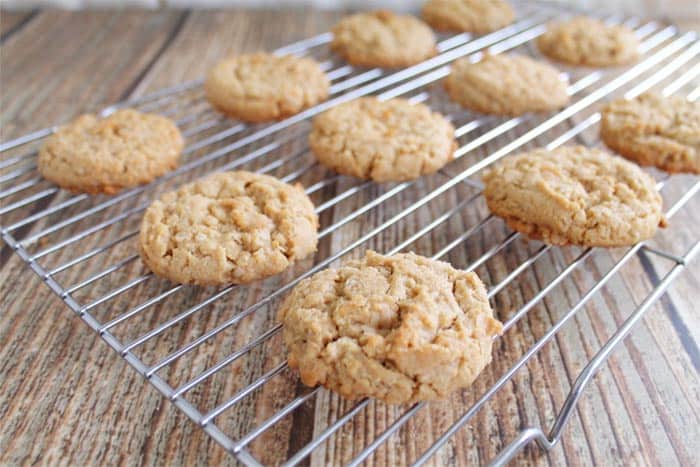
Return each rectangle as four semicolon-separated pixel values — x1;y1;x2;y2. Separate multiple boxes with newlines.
139;171;319;285
278;250;503;404
204;53;330;122
309;97;456;182
38;109;183;194
601;93;700;174
331;10;437;68
422;0;515;34
483;146;664;247
445;54;570;116
537;17;640;67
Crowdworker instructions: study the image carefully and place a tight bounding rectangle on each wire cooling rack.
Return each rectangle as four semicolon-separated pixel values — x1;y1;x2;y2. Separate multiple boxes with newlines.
1;1;699;465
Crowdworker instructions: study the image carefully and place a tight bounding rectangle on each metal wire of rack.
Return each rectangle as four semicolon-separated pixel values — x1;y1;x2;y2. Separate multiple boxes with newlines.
1;1;699;465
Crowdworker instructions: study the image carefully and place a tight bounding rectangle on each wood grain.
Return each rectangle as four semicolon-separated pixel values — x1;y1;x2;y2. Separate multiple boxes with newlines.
1;8;699;467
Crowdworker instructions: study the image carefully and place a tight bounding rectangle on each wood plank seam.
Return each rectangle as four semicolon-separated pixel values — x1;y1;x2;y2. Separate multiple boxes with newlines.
117;10;191;101
636;249;700;371
0;10;39;44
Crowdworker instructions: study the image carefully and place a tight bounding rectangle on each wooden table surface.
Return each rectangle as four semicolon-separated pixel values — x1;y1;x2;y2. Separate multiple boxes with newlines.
1;7;699;467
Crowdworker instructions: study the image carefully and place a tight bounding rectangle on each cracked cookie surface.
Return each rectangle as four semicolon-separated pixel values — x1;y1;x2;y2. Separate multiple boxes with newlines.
278;250;503;404
422;0;515;34
139;171;319;285
331;10;436;68
204;53;330;122
601;93;700;174
537;17;640;67
445;54;570;116
309;97;456;182
38;109;183;194
483;146;664;247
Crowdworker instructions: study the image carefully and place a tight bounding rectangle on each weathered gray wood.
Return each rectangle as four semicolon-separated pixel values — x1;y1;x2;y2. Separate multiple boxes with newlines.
0;9;699;467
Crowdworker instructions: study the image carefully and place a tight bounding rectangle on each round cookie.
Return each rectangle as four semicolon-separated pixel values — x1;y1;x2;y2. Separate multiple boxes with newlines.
483;146;664;247
445;54;570;116
309;97;456;182
38;109;183;195
601;93;700;174
278;250;503;404
422;0;515;34
331;10;437;68
204;53;330;122
537;17;640;67
139;171;319;286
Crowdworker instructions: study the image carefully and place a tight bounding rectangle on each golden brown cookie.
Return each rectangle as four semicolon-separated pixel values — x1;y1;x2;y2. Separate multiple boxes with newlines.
537;17;640;67
601;93;700;174
445;54;570;116
309;97;456;182
331;10;437;68
139;171;319;286
38;109;183;195
483;146;664;247
422;0;515;34
204;53;330;122
278;250;503;404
